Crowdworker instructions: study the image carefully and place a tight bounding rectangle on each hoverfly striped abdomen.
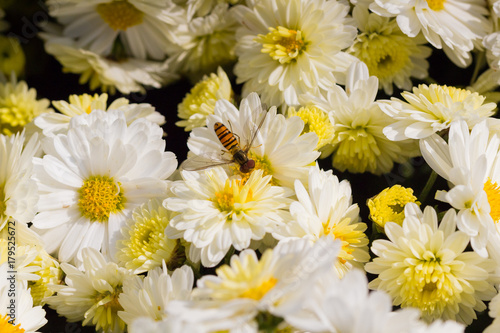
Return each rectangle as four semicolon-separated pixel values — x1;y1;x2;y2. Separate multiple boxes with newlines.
214;122;255;173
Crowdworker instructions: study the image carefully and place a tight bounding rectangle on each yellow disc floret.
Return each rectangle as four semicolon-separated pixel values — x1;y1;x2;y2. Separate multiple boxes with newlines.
96;1;144;31
426;0;446;11
367;185;420;229
257;26;306;64
78;175;125;223
287;105;334;151
484;178;500;224
0;314;24;333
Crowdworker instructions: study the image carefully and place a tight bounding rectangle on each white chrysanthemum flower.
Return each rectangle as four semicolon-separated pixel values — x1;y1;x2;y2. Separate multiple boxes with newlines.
186;92;320;188
34;93;165;137
0;264;47;333
176;67;233;131
379;84;497;141
169;237;341;331
0;74;52;136
164;167;292;267
116;198;184;274
369;0;491;67
41;32;179;95
0;131;40;231
283;268;423;333
349;6;431;95
419;120;500;258
365;203;497;324
46;0;184;60
46;247;135;333
31;110;177;267
273;165;369;277
305;61;419;175
169;4;238;80
118;264;194;324
233;0;357;106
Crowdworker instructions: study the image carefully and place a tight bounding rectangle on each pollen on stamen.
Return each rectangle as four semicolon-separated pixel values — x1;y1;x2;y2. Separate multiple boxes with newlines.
78;175;125;223
96;1;144;31
256;26;306;64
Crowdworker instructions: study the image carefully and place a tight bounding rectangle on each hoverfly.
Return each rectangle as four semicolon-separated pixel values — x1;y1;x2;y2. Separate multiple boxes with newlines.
181;104;268;173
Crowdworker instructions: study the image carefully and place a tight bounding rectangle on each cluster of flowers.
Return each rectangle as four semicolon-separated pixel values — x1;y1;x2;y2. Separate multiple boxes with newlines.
2;0;500;332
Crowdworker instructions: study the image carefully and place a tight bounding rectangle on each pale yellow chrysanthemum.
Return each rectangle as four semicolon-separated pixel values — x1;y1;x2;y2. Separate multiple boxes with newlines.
286;105;335;152
176;67;232;131
34;92;165;137
349;6;431;95
27;248;62;307
0;35;25;77
169;4;238;81
117;198;186;274
305;62;419;175
0;75;52;136
366;203;497;324
379;84;497;141
367;184;420;229
46;248;135;333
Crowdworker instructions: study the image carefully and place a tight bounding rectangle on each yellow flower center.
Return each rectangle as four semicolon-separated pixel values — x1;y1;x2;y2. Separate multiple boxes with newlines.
484;178;500;224
233;153;275;185
0;36;25;78
239;277;278;300
0;314;24;333
333;125;379;174
120;203;181;271
401;253;455;317
367;185;420;228
288;106;334;150
426;0;445;11
96;1;144;31
257;26;306;64
323;217;368;265
352;33;413;82
27;252;62;306
84;284;125;331
213;189;235;213
78;176;125;223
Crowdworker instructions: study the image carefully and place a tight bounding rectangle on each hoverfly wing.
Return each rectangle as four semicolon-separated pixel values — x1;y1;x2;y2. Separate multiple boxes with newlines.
181;152;234;172
242;103;268;152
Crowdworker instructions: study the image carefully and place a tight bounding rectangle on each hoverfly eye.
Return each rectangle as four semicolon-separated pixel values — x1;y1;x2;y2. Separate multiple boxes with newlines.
240;160;255;173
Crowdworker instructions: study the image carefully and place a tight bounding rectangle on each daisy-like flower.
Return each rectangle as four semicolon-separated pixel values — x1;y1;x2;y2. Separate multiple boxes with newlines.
26;247;62;306
365;203;497;324
286;105;335;153
34;92;165;137
284;268;428;333
233;0;358;106
31;110;177;267
379;84;497;141
41;32;179;95
118;264;194;324
186;92;320;188
419;120;500;258
367;184;420;229
176;67;233;132
117;198;185;274
171;237;341;331
46;0;184;60
306;61;419;175
46;247;135;333
0;265;47;333
165;167;292;267
348;6;431;95
169;4;238;80
273;165;369;277
0;35;25;77
369;0;491;67
0;74;52;136
0;131;40;231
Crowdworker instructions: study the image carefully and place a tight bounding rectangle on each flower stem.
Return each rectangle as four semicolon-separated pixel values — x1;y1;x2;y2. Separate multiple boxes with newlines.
419;170;437;204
